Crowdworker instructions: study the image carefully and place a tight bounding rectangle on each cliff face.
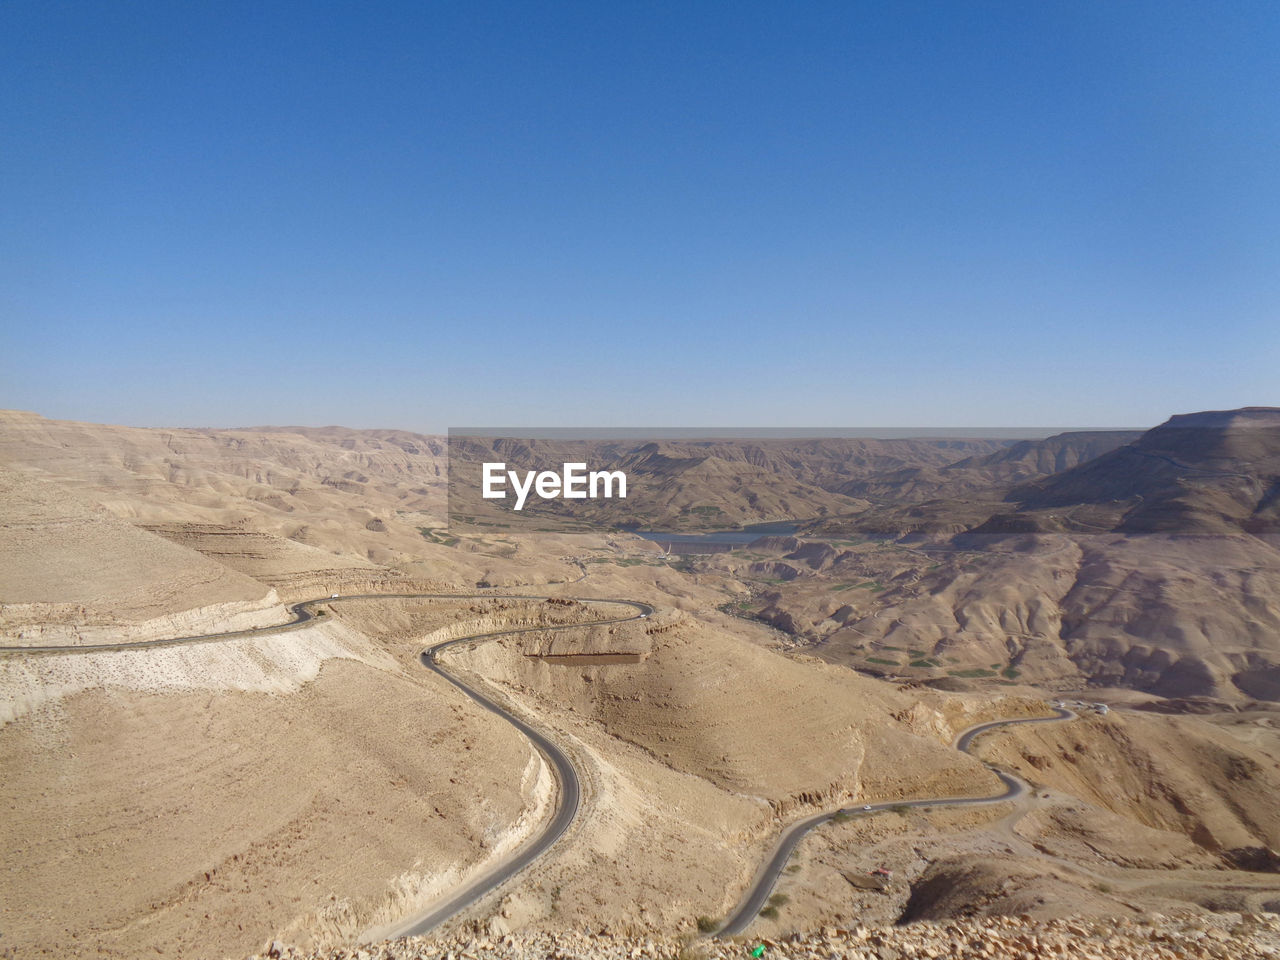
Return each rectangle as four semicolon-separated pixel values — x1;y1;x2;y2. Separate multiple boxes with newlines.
1006;407;1280;534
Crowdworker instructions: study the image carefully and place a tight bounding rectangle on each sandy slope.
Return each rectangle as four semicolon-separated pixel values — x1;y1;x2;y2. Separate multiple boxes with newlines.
0;606;552;959
0;466;284;646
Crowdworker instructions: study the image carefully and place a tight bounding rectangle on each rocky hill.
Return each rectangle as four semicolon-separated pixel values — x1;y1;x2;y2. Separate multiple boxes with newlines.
1002;407;1280;535
805;409;1280;539
253;912;1280;960
835;429;1141;505
732;409;1280;701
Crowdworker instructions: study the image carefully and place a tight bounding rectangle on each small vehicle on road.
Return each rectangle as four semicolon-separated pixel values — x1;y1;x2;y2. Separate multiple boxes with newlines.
330;593;339;598
862;805;872;811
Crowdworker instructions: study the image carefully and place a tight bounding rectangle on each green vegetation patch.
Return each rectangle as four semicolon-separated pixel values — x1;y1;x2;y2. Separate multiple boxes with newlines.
417;526;459;547
586;556;664;567
866;657;899;666
947;668;997;678
716;600;760;621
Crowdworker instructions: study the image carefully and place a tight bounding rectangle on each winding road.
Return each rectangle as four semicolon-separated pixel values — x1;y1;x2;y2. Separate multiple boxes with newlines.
0;590;652;937
712;706;1074;937
372;595;652;938
2;593;1073;942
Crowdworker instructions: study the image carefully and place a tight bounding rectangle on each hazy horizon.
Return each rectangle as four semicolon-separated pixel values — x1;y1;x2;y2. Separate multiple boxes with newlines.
5;406;1156;437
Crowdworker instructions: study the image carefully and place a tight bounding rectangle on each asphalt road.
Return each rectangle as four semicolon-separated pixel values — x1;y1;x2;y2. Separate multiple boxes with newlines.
0;589;652;939
0;592;651;656
372;596;653;938
2;596;1072;940
712;707;1075;937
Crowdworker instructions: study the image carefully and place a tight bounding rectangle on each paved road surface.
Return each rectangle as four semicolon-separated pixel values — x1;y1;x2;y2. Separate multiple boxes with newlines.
0;594;1072;940
370;596;652;938
0;590;652;938
713;707;1074;937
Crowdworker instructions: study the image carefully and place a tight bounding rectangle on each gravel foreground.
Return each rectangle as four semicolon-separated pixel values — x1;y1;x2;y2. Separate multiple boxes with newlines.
254;913;1280;960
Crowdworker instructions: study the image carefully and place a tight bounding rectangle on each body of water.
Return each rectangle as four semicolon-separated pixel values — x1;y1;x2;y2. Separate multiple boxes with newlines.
634;521;799;551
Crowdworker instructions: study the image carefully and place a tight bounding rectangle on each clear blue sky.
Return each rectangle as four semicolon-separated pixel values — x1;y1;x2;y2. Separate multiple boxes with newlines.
2;1;1277;431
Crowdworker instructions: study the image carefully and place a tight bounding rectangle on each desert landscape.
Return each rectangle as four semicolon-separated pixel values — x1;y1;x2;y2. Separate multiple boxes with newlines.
3;408;1280;959
9;0;1279;953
